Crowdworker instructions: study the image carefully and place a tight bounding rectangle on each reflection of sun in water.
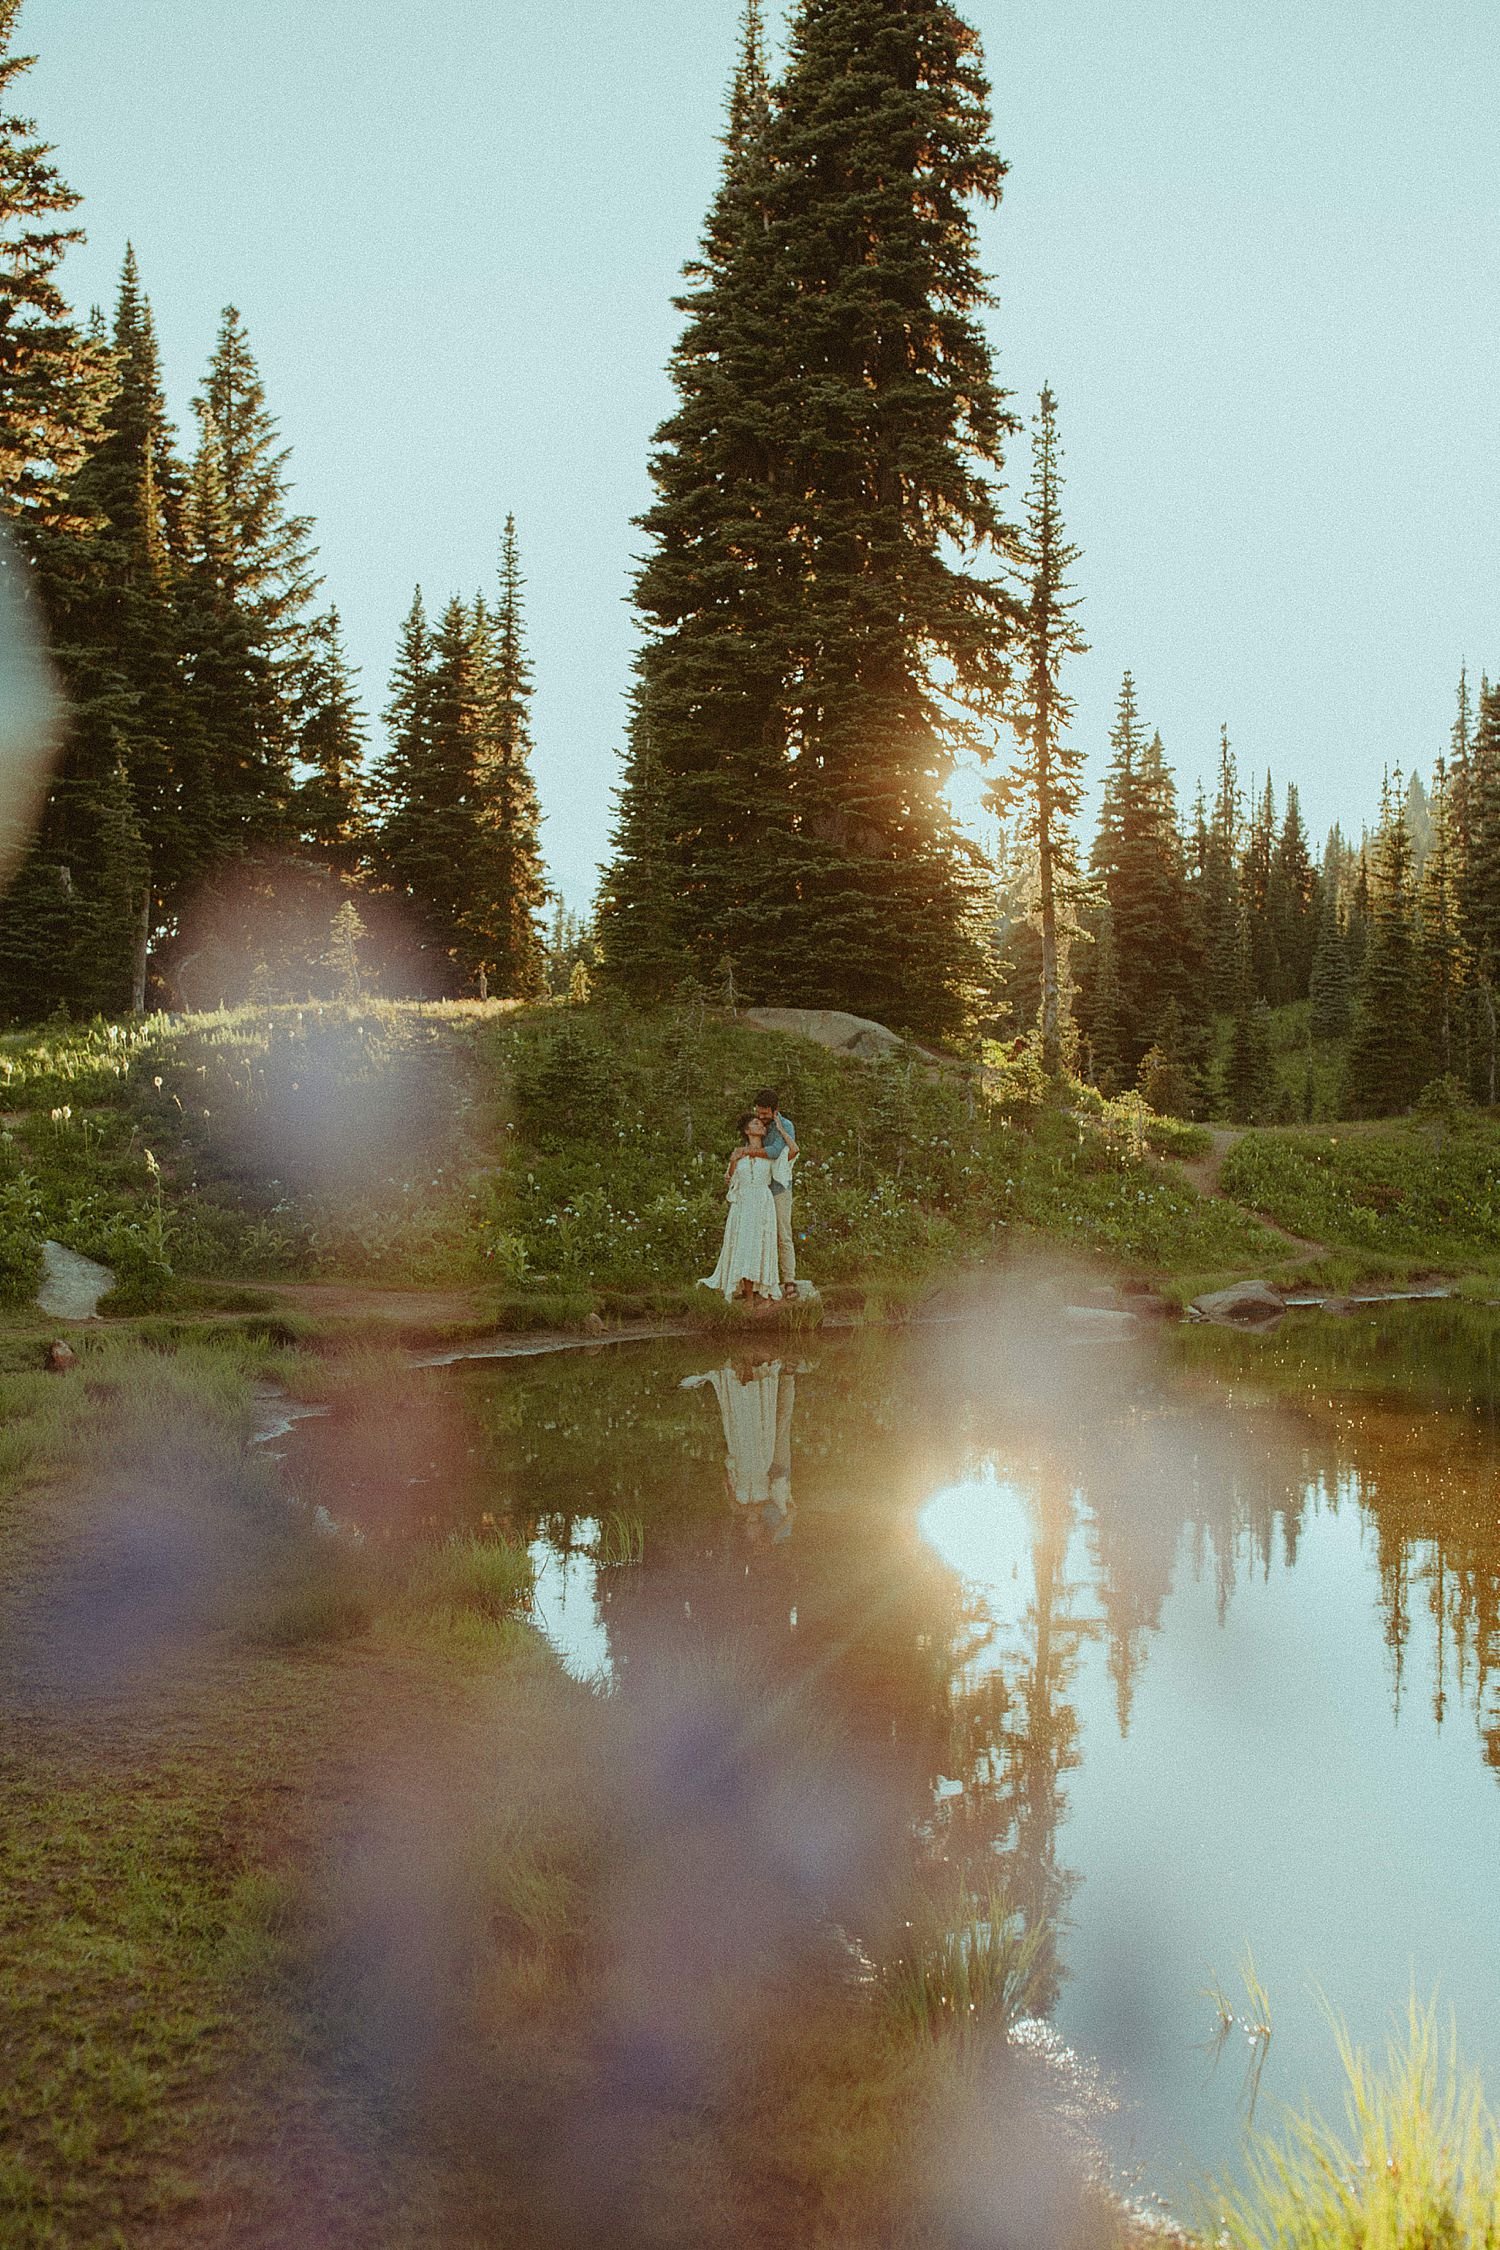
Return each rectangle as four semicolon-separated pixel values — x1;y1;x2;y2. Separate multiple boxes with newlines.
918;1467;1036;1638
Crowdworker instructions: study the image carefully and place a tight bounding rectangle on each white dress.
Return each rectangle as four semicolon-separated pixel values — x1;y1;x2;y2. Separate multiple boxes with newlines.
699;1151;781;1299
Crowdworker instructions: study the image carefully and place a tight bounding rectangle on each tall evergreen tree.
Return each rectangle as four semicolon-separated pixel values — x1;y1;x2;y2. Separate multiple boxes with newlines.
1224;905;1273;1119
1089;676;1192;1067
1417;757;1463;1080
182;307;319;849
461;517;549;998
599;3;798;1002
1346;777;1427;1113
176;401;280;859
1201;727;1242;1013
382;592;481;953
1458;681;1500;974
605;0;1018;1038
1446;665;1473;876
292;608;367;872
1242;773;1277;999
1308;867;1353;1042
1265;782;1316;1003
771;0;1016;1036
1084;900;1126;1091
68;248;202;995
0;0;107;530
991;388;1086;1074
0;5;138;1021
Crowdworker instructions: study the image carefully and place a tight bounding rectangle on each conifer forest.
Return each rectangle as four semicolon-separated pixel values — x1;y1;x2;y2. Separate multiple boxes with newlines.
0;0;1491;1124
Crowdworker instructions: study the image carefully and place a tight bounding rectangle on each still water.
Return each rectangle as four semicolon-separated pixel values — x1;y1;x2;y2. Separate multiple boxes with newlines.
288;1284;1500;2208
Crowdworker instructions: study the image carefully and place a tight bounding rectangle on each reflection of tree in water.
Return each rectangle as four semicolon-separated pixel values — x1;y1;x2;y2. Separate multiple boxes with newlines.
936;1466;1095;2017
388;1305;1500;2047
1179;1305;1500;1771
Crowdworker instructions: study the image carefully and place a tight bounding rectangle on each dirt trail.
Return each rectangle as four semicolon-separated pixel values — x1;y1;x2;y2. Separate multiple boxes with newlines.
1168;1126;1329;1260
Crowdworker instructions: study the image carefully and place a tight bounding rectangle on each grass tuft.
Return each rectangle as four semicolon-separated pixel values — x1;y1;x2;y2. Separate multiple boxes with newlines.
881;1878;1047;2046
1211;1998;1500;2250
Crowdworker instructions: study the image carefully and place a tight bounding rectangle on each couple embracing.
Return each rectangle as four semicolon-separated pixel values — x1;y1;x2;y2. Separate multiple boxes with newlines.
700;1087;802;1304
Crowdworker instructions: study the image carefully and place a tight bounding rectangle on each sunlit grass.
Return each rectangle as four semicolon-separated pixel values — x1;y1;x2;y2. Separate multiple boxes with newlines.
1212;1999;1500;2250
881;1877;1047;2046
399;1530;535;1627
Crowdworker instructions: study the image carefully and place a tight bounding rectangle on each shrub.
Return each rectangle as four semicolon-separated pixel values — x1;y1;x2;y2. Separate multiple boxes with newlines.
0;1174;44;1307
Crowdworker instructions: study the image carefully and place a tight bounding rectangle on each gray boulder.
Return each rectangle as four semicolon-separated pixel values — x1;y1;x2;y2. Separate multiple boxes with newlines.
36;1240;114;1321
741;1007;921;1062
1189;1279;1285;1326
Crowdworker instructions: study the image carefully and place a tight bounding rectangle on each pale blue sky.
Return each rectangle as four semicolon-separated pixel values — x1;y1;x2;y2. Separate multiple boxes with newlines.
28;0;1500;902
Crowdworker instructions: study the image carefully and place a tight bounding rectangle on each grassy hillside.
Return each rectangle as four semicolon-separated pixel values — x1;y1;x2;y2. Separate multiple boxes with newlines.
0;1001;1298;1320
1221;1117;1500;1279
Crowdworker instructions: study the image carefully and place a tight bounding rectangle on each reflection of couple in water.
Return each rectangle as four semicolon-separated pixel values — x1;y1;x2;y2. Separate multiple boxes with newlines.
682;1354;801;1544
700;1086;805;1304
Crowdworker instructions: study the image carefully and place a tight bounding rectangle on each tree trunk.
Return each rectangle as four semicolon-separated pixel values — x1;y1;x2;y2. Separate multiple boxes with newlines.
1038;800;1059;1075
129;875;150;1014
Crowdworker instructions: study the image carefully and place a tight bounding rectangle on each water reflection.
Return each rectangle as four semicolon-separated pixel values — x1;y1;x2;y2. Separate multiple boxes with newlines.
682;1354;801;1541
277;1293;1500;2198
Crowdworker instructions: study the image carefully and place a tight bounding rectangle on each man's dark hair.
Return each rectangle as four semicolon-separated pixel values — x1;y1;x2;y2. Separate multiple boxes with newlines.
754;1087;779;1109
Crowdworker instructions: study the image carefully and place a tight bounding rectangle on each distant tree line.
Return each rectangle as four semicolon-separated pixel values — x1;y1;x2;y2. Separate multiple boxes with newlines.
0;0;547;1020
988;663;1500;1121
0;0;1489;1125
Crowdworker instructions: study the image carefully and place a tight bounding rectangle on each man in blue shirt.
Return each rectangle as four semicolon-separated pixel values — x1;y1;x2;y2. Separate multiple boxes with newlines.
753;1086;799;1298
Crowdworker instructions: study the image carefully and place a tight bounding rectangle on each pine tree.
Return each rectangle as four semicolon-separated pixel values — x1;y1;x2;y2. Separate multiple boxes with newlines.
177;401;281;858
292;608;367;872
372;587;443;948
1447;665;1474;877
68;248;199;987
461;517;549;998
0;6;141;1022
321;897;366;1002
991;389;1086;1074
184;307;319;847
1417;757;1463;1079
1346;777;1428;1114
1242;773;1277;1000
1347;843;1371;982
600;4;800;1004
1458;681;1500;973
1137;997;1198;1118
1084;901;1126;1091
388;593;482;953
1089;677;1192;1066
0;0;108;531
1265;782;1316;1003
1224;906;1273;1119
1201;727;1242;1013
604;0;1017;1035
1308;874;1353;1041
770;0;1016;1036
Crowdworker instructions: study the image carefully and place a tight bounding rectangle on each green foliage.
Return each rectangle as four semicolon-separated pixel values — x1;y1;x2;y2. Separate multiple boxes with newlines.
996;1106;1283;1271
1221;1121;1500;1264
1346;783;1428;1115
603;0;1013;1039
0;1173;44;1305
882;1877;1046;2045
403;1531;535;1626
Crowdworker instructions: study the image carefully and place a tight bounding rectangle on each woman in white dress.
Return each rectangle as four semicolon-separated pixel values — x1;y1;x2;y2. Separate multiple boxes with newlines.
699;1111;790;1301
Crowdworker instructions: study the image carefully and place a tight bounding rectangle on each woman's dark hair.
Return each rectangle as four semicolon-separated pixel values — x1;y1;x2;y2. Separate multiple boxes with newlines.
735;1109;758;1142
754;1087;779;1109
